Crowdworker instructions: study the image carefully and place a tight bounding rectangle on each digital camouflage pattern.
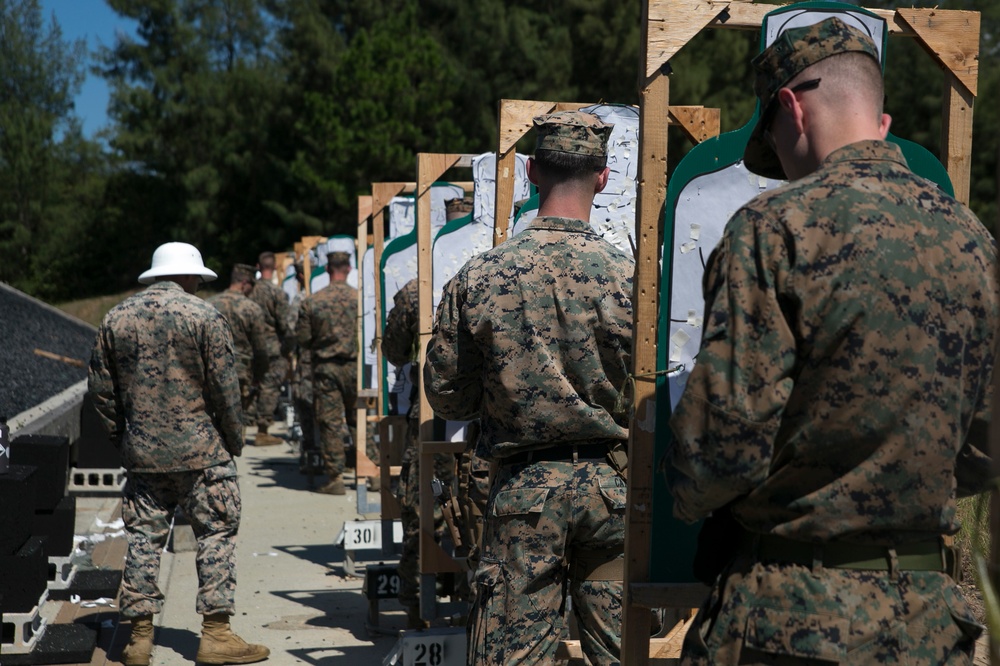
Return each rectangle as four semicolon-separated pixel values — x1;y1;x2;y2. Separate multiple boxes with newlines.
120;461;241;618
445;195;474;216
381;278;420;464
533;111;612;158
297;280;361;477
669;140;997;537
469;459;625;665
426;214;633;664
680;558;982;664
295;281;358;363
288;293;315;451
206;289;273;395
313;364;357;476
425;216;634;460
89;280;244;472
668;140;996;664
382;277;456;612
744;17;881;179
249;275;292;344
249;277;291;427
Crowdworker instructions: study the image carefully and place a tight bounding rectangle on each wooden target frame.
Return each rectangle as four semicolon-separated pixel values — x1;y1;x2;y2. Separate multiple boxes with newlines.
622;2;980;665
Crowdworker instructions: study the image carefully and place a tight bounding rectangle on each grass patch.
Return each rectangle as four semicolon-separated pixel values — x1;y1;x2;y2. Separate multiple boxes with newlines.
56;286;224;328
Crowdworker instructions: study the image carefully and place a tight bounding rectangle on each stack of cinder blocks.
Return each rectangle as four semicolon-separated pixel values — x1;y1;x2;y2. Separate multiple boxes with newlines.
1;435;98;665
0;463;51;660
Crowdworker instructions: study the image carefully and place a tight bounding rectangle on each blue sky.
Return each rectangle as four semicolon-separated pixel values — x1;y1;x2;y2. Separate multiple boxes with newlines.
39;1;138;138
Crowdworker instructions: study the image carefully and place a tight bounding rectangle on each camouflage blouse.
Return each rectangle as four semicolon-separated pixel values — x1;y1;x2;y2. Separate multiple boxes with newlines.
207;289;273;384
89;280;244;472
295;281;358;363
426;216;634;460
668;141;998;544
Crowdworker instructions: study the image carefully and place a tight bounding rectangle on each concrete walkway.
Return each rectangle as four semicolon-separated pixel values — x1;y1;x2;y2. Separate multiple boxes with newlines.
66;435;408;665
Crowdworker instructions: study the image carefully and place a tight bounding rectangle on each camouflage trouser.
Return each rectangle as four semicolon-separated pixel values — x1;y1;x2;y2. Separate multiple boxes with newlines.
255;354;289;429
396;413;457;610
294;360;316;453
237;372;252;423
681;558;983;665
469;458;626;666
120;462;241;619
313;361;357;477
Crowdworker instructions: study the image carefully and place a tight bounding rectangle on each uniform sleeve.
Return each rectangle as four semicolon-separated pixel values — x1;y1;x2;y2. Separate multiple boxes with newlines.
382;285;417;367
249;314;272;384
274;289;295;356
205;315;245;456
667;208;795;523
87;324;124;446
295;300;313;351
424;271;483;420
955;363;994;497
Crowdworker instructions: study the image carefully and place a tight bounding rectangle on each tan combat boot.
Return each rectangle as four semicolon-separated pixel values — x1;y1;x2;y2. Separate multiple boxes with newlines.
316;476;346;495
121;615;154;666
196;614;270;664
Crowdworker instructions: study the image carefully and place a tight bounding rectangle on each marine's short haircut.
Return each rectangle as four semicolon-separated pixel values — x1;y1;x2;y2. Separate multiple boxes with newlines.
812;50;884;116
533;149;607;180
258;251;276;270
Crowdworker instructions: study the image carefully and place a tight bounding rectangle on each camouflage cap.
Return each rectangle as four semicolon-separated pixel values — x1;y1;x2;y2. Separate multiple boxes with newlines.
327;251;352;267
533;110;612;158
744;17;880;179
232;263;257;283
445;196;474;216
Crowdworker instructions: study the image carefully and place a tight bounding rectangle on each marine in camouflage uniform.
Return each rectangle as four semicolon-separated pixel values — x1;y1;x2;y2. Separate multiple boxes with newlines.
206;264;274;416
381;277;455;624
426;111;634;665
667;19;997;666
296;251;361;494
249;251;291;442
88;242;268;665
288;265;317;464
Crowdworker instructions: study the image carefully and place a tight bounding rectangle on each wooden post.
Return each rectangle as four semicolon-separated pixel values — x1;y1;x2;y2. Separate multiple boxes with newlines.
623;3;982;665
415;154;477;621
492;99;719;248
355;195;377;487
622;10;670;661
371;183;414;418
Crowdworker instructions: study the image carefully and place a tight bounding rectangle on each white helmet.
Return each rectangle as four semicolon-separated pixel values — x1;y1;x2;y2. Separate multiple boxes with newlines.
138;242;218;285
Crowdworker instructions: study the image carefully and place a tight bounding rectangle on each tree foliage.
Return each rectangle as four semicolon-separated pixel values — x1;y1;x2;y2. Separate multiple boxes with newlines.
0;0;996;299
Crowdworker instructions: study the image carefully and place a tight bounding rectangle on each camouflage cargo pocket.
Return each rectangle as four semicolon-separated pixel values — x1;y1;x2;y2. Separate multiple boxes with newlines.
490;486;549;519
943;581;984;646
743;607;848;662
598;474;627;512
468;559;504;665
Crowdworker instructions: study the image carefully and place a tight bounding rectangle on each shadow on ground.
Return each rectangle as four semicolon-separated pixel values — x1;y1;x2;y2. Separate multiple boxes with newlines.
151;625;200;663
268;588;407;648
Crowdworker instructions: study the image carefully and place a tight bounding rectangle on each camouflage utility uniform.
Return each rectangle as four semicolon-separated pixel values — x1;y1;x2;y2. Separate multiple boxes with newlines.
207;289;273;409
669;147;997;665
250;277;291;428
427;213;634;664
296;280;360;479
668;20;998;665
288;290;316;456
89;280;245;619
381;278;453;616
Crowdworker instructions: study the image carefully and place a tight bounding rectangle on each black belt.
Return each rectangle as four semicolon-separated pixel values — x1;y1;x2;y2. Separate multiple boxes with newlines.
752;534;951;573
501;443;612;466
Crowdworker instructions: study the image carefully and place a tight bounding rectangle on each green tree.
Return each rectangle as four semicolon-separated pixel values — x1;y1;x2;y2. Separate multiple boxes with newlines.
100;0;287;269
0;0;88;295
